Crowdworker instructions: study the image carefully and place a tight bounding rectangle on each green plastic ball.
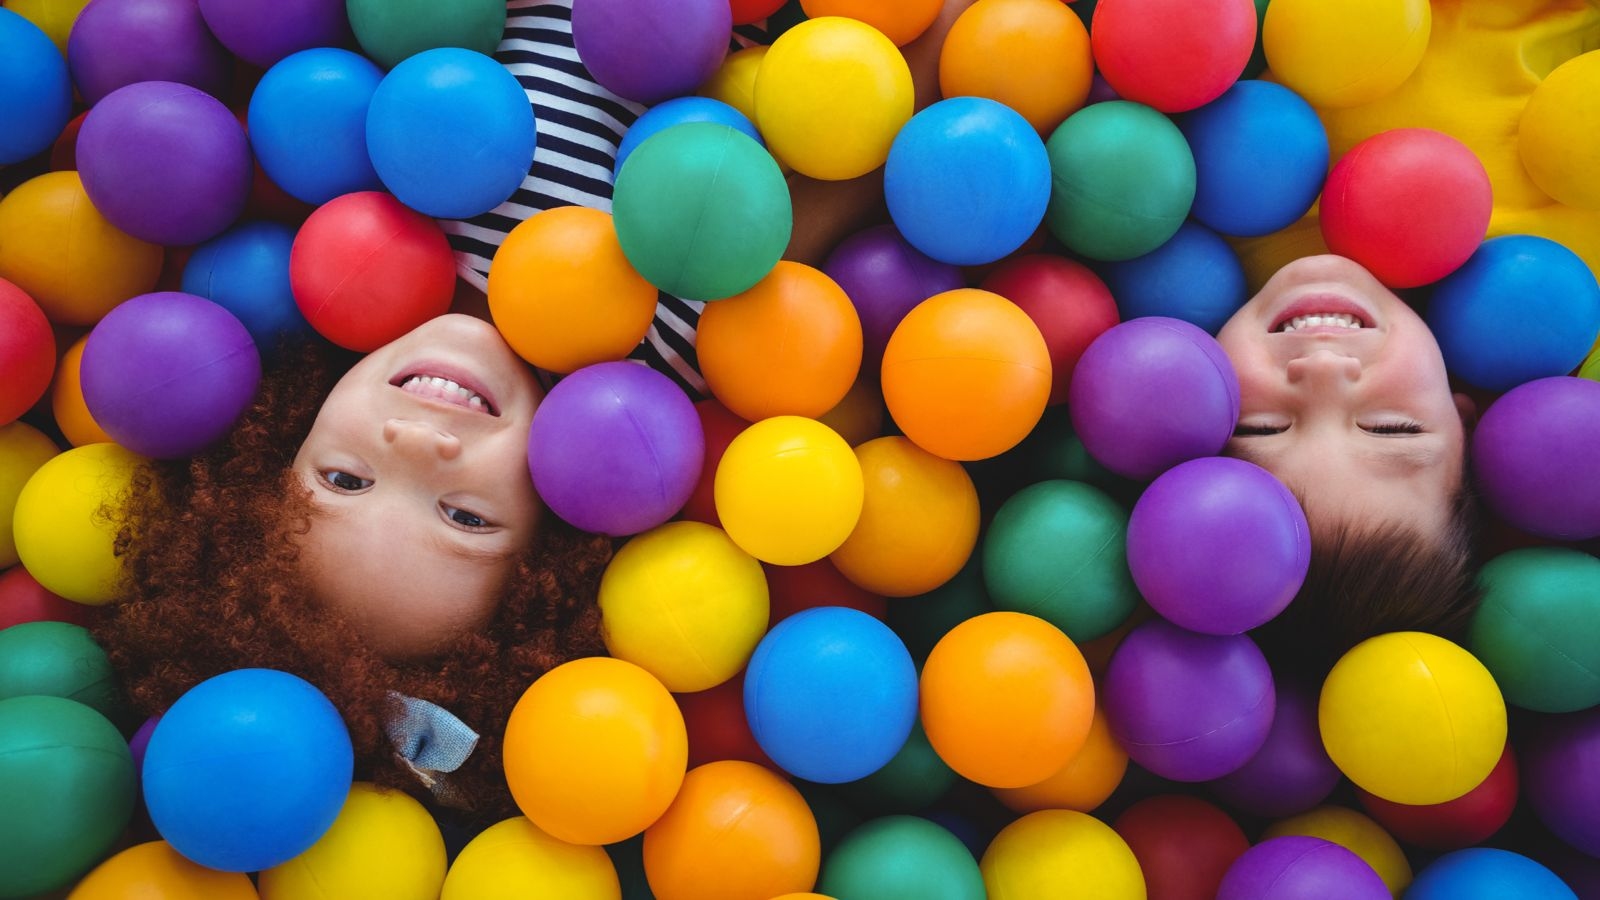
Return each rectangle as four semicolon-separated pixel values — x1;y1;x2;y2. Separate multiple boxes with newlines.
0;695;136;898
0;621;123;722
887;555;992;666
613;122;792;301
982;479;1139;642
1044;101;1196;261
1469;546;1600;713
844;723;958;815
346;0;506;69
819;815;986;900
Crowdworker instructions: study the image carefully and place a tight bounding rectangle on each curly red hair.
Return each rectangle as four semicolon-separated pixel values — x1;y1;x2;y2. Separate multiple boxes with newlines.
95;341;610;821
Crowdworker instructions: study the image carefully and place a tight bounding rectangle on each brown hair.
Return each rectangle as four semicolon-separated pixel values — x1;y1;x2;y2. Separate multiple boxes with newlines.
95;341;610;822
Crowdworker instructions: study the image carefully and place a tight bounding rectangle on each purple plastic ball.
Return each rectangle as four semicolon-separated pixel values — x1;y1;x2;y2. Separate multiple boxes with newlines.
571;0;731;104
197;0;350;69
1218;836;1390;900
1128;456;1309;634
77;81;253;246
1525;706;1600;857
67;0;231;106
824;225;965;374
526;361;705;537
1069;316;1240;480
128;714;160;773
1103;618;1274;782
1473;376;1600;541
80;292;262;459
1210;682;1341;818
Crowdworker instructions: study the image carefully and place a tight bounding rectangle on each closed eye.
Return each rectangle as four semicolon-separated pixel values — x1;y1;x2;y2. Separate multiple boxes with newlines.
1364;421;1425;435
1233;423;1286;436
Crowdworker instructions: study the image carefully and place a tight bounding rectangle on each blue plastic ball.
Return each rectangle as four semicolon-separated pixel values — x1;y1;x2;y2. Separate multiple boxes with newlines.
142;668;354;873
1100;221;1248;333
1407;848;1577;900
366;47;536;218
1427;234;1600;392
0;9;71;166
248;47;384;205
615;96;762;179
744;606;919;784
885;96;1051;266
182;221;310;352
1178;80;1329;238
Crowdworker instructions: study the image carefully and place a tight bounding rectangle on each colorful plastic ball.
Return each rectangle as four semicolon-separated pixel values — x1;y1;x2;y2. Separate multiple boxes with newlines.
0;8;70;166
1090;0;1257;113
81;291;261;459
818;816;985;900
799;0;940;45
181;220;309;351
939;0;1092;135
676;675;772;770
613;123;792;301
504;657;688;845
816;378;886;447
143;669;353;872
1263;806;1412;897
1178;79;1330;238
1044;101;1197;261
1408;849;1577;900
1319;632;1506;806
744;606;917;783
1069;316;1240;480
1427;234;1600;392
1469;546;1600;713
843;722;958;815
615;97;763;178
572;0;728;104
679;400;749;527
1210;682;1341;819
0;566;96;632
487;206;658;373
366;48;536;218
345;0;504;70
51;335;115;447
12;442;142;605
766;558;887;625
643;761;820;900
1524;705;1600;856
1100;221;1248;334
197;0;348;69
0;621;120;722
1113;795;1249;900
1356;744;1518;852
248;48;385;206
0;695;135;898
981;809;1143;899
884;97;1051;266
699;45;767;124
1472;376;1600;540
823;225;964;374
731;0;785;25
1217;836;1389;900
440;816;621;900
71;840;258;900
754;17;914;181
881;288;1052;461
714;416;864;566
1263;0;1429;109
65;0;230;106
698;261;864;421
1320;128;1492;289
289;191;455;352
1104;619;1275;782
992;708;1127;815
886;554;991;667
828;436;979;598
76;81;252;247
1519;49;1600;210
0;280;53;426
5;0;90;55
258;783;444;900
980;254;1119;405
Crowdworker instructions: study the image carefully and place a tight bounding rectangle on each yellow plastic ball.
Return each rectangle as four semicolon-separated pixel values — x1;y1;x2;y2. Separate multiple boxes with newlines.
0;171;163;327
714;416;864;566
441;817;620;900
1264;805;1413;897
980;809;1146;899
991;707;1128;815
599;521;770;693
69;840;258;900
1319;632;1507;806
12;441;142;605
939;0;1093;135
0;420;58;569
754;17;914;181
828;436;979;597
1263;0;1431;109
1519;49;1600;211
700;45;767;125
259;783;446;900
51;334;115;448
5;0;91;56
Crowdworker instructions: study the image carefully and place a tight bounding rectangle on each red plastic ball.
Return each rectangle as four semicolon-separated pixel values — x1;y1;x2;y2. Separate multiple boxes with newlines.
1114;794;1250;900
289;191;455;351
678;399;750;528
0;279;56;426
1320;128;1492;288
981;253;1120;406
1356;744;1519;851
1090;0;1257;113
729;0;785;25
676;675;774;770
764;557;888;624
0;565;98;631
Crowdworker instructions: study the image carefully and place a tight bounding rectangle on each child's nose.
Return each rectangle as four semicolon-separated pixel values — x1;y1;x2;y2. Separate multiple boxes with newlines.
383;418;464;461
1286;349;1361;386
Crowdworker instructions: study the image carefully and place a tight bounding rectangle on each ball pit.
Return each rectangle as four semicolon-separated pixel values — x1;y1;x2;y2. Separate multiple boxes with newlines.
346;0;505;70
440;816;621;900
0;8;70;166
844;722;957;815
676;674;771;770
4;0;88;55
1113;795;1250;900
0;565;96;632
979;253;1120;404
1262;0;1431;109
12;441;142;606
714;416;864;566
69;840;258;900
0;279;54;427
764;557;886;625
0;621;122;722
248;47;385;206
572;0;729;104
181;220;309;351
50;336;115;447
991;707;1127;815
938;0;1092;135
1471;376;1600;541
197;0;349;69
66;0;230;106
1217;836;1390;900
615;96;763;178
678;399;749;527
1090;0;1258;114
1210;681;1341;819
1406;848;1578;900
800;0;942;46
823;224;964;374
1356;744;1519;851
981;808;1145;899
818;816;985;900
1099;220;1249;334
258;782;447;900
1262;805;1413;896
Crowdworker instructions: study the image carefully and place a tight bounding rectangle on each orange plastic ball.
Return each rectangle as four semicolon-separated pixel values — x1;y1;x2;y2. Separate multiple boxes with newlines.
51;334;114;447
939;0;1093;135
880;288;1051;461
69;841;257;900
799;0;942;45
642;760;820;900
503;657;688;846
991;707;1128;815
488;206;659;373
921;611;1095;788
698;261;863;421
828;436;979;597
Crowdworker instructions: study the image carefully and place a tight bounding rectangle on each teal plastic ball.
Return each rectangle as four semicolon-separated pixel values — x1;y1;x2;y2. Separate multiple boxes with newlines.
1469;546;1600;713
0;621;124;723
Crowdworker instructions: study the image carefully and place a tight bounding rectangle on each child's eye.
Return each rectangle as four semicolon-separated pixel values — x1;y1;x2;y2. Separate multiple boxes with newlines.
1233;422;1286;436
444;504;492;530
1365;421;1424;435
322;470;372;491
